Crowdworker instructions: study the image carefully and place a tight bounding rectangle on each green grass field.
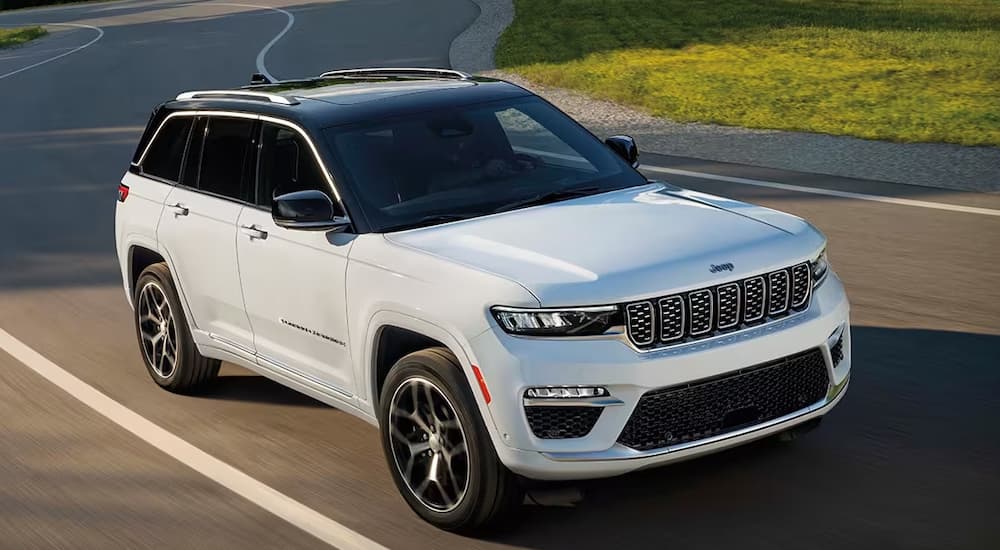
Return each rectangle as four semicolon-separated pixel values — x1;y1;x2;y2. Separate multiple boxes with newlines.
0;26;46;48
496;0;1000;146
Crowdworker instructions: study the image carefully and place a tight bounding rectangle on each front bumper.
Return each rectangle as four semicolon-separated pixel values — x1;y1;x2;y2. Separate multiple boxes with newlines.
469;272;852;481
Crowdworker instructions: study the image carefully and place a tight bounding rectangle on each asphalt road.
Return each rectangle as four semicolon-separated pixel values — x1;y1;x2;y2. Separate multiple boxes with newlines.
0;1;998;548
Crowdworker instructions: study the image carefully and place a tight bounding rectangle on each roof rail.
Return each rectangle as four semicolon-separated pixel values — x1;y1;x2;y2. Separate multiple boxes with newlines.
318;67;471;80
174;90;298;105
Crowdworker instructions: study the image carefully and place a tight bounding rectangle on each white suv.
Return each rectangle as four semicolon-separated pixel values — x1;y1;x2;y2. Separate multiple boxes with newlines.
116;68;851;532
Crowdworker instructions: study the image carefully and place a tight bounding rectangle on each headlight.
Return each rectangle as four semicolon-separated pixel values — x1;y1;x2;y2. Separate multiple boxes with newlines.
811;249;829;287
491;305;622;336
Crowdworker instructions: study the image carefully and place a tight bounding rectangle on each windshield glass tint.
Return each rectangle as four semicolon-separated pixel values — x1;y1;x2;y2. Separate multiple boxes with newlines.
324;97;646;232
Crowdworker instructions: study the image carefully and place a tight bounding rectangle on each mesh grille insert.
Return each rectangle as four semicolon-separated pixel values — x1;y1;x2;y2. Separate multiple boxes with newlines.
790;263;811;308
744;276;766;322
617;348;830;451
625;301;654;345
688;290;714;336
767;270;790;315
525;406;602;439
831;335;845;367
658;296;685;341
717;283;741;329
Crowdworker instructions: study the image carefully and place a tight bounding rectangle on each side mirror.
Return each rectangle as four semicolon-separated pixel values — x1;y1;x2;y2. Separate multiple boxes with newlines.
605;135;639;168
272;190;350;232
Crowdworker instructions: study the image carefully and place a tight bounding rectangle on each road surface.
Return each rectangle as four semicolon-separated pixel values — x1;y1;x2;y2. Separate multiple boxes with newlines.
0;1;997;548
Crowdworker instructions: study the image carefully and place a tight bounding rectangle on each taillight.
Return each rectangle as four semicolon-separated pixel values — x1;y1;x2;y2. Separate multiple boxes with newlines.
118;183;129;202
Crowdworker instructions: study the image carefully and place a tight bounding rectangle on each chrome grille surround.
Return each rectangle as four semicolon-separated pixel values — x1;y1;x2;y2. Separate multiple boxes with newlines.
688;290;714;336
767;270;790;315
657;296;685;342
790;263;811;308
743;276;766;322
624;263;811;351
717;283;741;330
625;301;655;346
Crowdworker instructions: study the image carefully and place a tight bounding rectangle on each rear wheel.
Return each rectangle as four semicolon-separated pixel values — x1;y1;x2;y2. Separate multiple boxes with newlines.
379;347;522;532
133;263;219;393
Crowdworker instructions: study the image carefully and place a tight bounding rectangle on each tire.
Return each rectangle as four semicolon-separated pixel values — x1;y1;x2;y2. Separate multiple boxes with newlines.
133;262;220;393
379;347;522;532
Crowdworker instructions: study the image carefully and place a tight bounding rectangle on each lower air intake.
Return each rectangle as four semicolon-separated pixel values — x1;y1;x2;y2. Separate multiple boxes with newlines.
525;406;602;439
617;348;829;451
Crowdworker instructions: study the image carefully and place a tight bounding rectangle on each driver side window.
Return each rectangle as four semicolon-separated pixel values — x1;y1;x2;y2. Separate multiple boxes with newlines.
256;123;338;212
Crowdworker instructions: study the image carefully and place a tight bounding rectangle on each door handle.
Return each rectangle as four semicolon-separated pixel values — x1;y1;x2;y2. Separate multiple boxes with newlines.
168;203;189;216
240;224;268;240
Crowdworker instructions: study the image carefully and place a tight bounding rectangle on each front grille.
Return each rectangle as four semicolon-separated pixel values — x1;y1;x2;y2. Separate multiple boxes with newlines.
658;296;685;341
625;263;810;350
617;348;829;451
525;406;602;439
625;301;654;346
791;263;811;307
744;276;766;322
767;270;790;315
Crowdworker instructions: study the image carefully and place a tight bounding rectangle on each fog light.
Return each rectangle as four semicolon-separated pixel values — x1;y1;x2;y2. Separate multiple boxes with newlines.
525;386;608;399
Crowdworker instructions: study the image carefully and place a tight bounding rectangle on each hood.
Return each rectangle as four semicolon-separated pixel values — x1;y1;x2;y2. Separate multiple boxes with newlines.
386;184;825;306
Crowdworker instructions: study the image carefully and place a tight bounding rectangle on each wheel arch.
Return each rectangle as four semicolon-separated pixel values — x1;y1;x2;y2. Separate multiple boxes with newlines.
128;244;165;303
363;312;489;417
125;242;200;339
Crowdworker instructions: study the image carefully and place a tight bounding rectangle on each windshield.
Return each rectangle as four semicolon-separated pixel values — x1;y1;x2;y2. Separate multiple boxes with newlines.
324;96;647;232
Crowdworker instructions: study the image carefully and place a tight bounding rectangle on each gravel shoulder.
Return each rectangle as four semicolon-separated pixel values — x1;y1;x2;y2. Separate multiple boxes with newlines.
452;1;1000;193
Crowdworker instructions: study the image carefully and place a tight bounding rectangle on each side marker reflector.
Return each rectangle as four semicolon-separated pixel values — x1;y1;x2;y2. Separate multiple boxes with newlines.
118;183;130;202
471;365;491;404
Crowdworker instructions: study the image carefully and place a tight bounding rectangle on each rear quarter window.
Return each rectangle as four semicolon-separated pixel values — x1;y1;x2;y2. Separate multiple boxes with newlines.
141;118;193;183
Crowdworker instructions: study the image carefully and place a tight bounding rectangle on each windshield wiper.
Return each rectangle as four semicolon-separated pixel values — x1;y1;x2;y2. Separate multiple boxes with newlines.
382;214;473;232
493;186;603;214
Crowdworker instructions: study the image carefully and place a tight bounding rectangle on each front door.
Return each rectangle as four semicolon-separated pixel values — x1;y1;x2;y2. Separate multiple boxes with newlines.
236;121;356;397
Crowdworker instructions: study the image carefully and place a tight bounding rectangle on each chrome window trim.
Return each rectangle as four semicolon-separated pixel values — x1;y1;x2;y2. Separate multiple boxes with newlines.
687;289;714;337
657;295;685;342
136;110;350;218
624;301;655;346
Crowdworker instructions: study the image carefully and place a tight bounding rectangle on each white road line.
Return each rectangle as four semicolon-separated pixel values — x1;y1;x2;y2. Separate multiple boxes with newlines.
210;2;294;82
643;165;1000;217
0;23;103;81
0;327;388;550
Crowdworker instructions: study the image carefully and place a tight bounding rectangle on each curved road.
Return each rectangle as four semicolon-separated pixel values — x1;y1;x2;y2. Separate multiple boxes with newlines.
0;1;997;548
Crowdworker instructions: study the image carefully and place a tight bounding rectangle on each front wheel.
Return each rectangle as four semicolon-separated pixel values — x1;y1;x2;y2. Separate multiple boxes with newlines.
379;348;522;532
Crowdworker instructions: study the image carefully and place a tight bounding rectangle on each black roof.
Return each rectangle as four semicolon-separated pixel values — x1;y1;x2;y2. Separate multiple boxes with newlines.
159;74;533;132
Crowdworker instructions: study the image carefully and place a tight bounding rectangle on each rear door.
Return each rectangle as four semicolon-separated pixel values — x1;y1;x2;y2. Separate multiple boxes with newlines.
236;120;356;397
117;115;192;301
156;114;257;354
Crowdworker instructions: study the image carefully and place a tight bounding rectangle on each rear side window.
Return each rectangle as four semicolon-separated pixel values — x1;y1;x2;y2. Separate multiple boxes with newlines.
195;117;255;201
141;118;192;182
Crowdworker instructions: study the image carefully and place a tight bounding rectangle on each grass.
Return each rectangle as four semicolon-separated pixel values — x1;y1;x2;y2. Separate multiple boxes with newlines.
0;26;46;48
496;0;1000;146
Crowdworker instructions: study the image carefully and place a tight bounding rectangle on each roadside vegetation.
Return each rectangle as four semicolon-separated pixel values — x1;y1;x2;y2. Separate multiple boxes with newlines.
0;26;46;48
1;0;77;9
496;0;1000;146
